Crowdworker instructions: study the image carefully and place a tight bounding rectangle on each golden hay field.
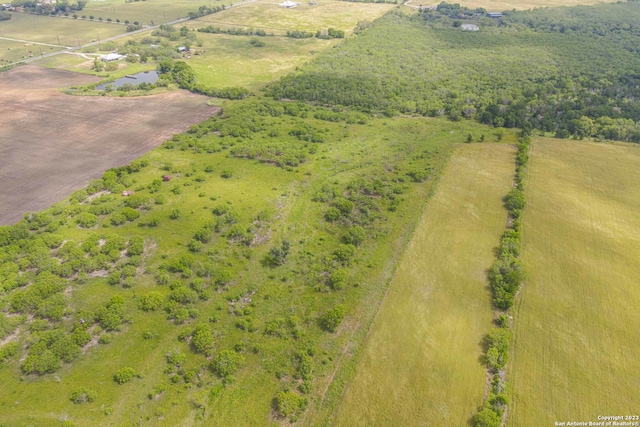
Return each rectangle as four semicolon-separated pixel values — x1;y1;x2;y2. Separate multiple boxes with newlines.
509;138;640;425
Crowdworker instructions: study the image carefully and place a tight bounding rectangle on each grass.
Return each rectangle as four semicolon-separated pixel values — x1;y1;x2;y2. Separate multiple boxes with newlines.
409;0;618;11
0;38;56;66
508;138;640;425
332;143;516;426
187;34;336;90
0;101;508;425
30;0;392;90
0;12;125;47
80;0;218;26
188;1;394;35
37;52;156;78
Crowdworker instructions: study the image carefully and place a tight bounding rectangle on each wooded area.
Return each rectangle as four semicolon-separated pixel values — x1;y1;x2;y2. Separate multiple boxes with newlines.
267;2;640;141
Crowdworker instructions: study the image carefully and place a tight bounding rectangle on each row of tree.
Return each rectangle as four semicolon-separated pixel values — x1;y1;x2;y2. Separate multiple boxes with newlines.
475;134;531;427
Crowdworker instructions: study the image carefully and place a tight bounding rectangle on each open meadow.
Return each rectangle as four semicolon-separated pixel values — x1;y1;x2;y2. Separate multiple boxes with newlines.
0;95;506;425
0;65;216;225
409;0;618;11
332;143;515;426
186;34;335;91
508;138;640;425
0;12;125;47
187;1;394;35
80;0;217;26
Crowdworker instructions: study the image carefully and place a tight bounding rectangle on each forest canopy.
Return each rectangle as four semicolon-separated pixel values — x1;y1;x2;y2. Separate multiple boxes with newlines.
266;2;640;141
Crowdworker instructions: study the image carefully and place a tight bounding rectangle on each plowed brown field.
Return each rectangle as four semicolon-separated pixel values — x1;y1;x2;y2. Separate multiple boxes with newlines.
0;66;217;225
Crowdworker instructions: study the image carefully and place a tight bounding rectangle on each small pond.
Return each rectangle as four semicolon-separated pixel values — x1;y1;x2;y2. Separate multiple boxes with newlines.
96;71;159;90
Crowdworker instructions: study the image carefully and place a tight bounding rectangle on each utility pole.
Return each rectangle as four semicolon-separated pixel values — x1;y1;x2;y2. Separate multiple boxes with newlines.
56;35;61;45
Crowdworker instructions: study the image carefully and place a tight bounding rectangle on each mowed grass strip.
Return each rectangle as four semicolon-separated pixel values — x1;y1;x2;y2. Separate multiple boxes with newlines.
509;138;640;425
333;143;516;426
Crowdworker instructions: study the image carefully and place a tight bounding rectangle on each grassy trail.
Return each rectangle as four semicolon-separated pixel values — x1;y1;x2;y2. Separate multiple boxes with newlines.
333;143;515;426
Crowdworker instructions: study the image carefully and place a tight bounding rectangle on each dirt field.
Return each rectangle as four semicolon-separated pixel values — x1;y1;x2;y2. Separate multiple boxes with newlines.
0;66;217;225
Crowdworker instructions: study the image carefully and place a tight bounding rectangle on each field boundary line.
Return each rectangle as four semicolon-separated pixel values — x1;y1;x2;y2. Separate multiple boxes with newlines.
315;143;455;426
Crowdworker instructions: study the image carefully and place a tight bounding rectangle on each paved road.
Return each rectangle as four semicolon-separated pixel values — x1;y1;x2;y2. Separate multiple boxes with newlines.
0;36;63;48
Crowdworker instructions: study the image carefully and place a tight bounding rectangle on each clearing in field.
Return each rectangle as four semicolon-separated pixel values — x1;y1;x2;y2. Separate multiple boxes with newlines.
189;1;394;35
334;143;515;426
0;12;125;48
80;0;211;26
0;65;216;225
185;34;335;90
508;138;640;425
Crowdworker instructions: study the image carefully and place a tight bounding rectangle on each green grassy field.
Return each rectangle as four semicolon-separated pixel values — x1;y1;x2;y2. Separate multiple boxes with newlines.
31;0;391;90
0;97;508;425
0;13;125;46
80;0;217;26
409;0;618;11
187;34;334;90
332;143;516;426
508;138;640;425
0;38;56;66
188;1;394;35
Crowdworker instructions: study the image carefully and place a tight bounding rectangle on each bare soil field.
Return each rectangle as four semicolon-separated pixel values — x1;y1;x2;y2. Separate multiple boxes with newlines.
0;66;217;225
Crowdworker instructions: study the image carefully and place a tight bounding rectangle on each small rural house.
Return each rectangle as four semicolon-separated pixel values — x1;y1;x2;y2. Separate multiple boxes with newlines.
279;0;300;8
177;46;188;53
461;24;479;31
487;12;503;18
100;53;124;62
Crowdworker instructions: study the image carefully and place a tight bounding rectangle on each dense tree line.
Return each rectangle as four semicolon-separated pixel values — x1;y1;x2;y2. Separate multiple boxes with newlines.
267;5;640;142
10;0;85;15
475;134;531;427
198;25;269;36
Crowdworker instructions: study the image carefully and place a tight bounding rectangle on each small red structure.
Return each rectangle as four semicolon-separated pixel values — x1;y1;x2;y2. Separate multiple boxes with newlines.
163;175;172;182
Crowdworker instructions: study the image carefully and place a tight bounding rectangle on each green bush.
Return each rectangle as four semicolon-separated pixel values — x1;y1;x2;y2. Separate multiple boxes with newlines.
329;269;348;291
121;207;140;221
275;390;306;418
332;197;353;215
211;349;244;379
139;292;163;311
343;225;365;246
333;244;356;264
319;304;345;332
70;387;97;404
76;213;98;228
114;367;136;384
191;323;214;355
324;207;341;222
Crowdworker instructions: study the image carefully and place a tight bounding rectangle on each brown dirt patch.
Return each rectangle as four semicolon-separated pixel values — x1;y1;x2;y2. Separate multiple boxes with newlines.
0;65;218;225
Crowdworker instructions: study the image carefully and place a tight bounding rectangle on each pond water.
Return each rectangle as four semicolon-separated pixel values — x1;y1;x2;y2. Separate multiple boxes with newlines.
96;71;159;90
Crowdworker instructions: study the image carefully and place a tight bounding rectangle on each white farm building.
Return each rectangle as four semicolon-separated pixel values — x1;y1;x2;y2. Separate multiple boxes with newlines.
279;0;300;7
100;53;125;62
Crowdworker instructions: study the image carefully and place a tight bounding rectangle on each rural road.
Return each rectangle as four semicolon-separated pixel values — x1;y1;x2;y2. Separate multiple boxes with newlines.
2;17;191;67
2;0;256;68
